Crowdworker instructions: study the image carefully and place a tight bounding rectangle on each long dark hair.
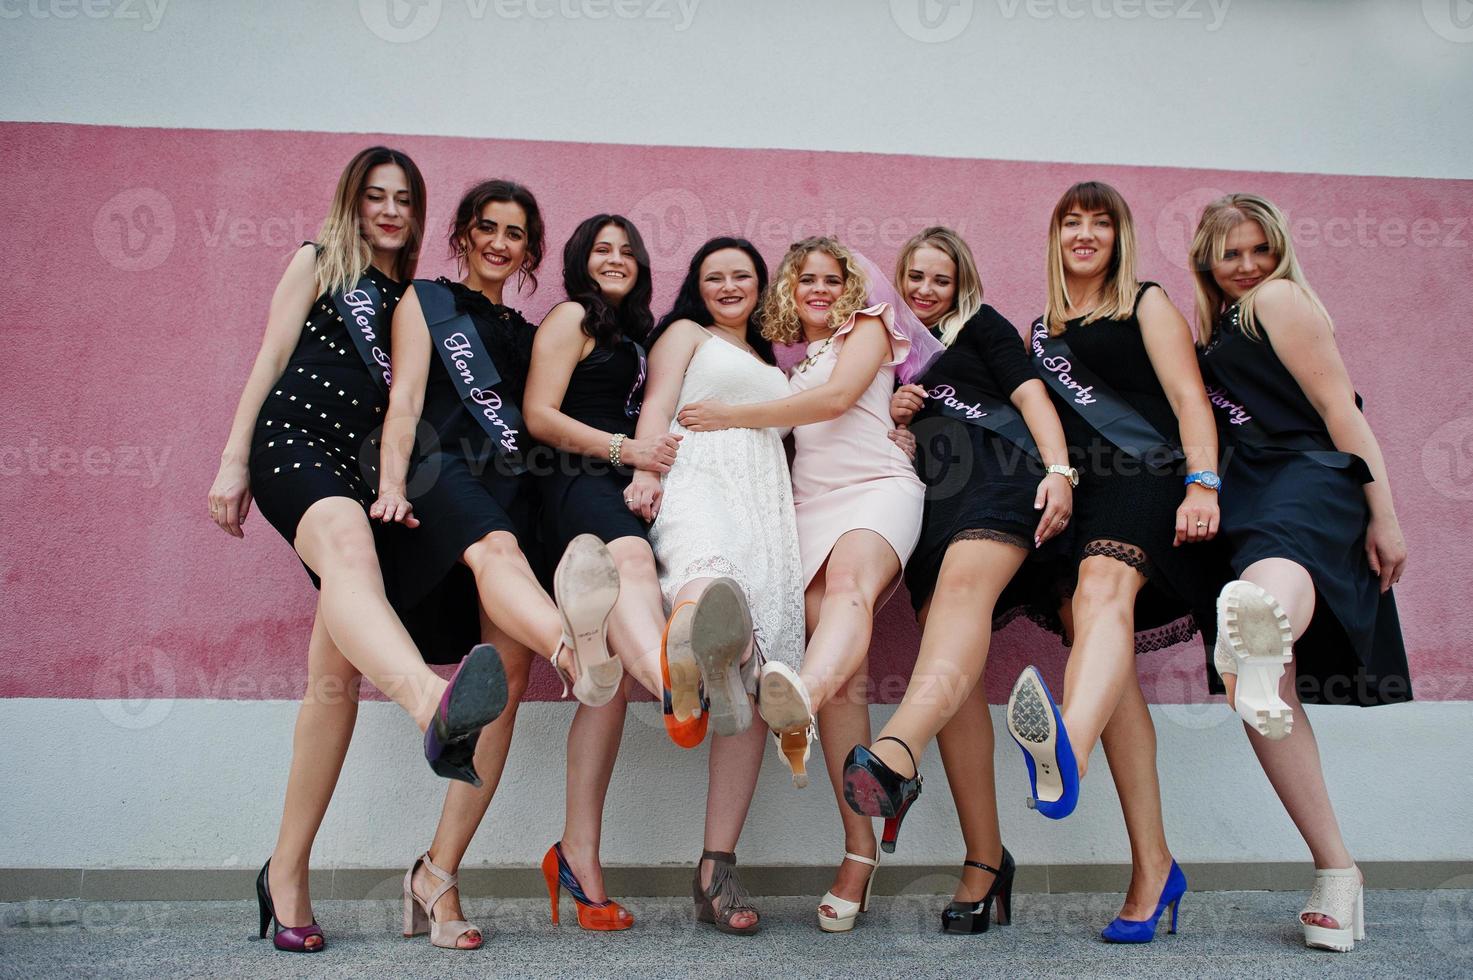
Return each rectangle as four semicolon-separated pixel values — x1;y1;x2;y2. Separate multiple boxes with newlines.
447;178;545;292
562;214;653;346
651;237;775;365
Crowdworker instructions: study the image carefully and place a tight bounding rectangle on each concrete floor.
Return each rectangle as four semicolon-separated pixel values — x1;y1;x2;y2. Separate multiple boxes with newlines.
2;888;1469;979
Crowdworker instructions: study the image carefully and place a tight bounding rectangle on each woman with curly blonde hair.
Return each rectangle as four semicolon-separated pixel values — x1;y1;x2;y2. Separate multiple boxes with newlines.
677;235;940;933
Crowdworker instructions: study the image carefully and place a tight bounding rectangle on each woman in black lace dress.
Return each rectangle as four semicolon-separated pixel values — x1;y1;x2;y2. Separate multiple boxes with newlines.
1190;193;1409;952
208;148;506;953
1002;182;1222;942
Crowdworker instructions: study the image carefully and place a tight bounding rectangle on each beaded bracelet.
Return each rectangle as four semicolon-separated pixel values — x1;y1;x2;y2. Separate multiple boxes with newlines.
609;432;626;468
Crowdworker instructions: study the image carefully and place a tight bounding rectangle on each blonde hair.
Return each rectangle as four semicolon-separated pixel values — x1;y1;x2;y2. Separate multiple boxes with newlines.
1188;193;1333;348
760;237;870;345
1044;181;1140;335
893;226;983;347
314;146;426;297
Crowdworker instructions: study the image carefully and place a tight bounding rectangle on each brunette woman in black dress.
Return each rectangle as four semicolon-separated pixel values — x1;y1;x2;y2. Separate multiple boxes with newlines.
841;227;1074;934
209;148;506;953
521;214;679;930
1190;193;1410;952
372;180;626;947
1003;181;1222;942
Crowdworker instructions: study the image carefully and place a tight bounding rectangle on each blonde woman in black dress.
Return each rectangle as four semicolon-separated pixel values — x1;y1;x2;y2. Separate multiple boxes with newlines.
1190;193;1410;952
209;148;506;953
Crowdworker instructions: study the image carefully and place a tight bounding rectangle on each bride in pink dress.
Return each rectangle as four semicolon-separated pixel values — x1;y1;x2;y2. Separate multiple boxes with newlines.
676;235;941;932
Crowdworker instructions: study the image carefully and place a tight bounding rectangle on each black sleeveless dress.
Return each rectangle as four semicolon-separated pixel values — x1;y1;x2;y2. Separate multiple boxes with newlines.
248;259;479;662
1029;283;1221;653
905;305;1046;612
539;337;648;557
250;262;399;545
1198;303;1411;706
383;280;539;661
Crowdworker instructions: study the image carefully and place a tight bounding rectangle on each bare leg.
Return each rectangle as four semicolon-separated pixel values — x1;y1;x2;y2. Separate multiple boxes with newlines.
603;536;672;697
797;530;902;711
412;617;536;948
1100;673;1176;921
1059;554;1148;777
556;675;631;903
817;668;879;912
699;720;766;930
461;531;564;662
266;607;360;945
870;539;1026;778
1234;558;1355;928
292;497;446;728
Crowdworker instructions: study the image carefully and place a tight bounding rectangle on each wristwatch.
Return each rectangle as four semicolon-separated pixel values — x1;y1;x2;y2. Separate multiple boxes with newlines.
1184;470;1222;491
1046;464;1079;488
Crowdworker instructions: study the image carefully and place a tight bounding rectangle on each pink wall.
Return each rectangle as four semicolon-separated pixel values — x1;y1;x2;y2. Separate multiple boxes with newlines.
2;122;1469;704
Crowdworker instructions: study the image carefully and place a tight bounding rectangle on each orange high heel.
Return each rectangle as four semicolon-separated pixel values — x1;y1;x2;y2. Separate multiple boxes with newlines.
661;602;708;749
541;842;634;931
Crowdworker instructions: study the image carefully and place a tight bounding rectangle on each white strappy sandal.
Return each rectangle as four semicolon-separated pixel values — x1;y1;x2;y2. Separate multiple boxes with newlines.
1215;580;1295;739
1301;866;1365;952
756;662;815;788
817;848;879;933
551;534;623;707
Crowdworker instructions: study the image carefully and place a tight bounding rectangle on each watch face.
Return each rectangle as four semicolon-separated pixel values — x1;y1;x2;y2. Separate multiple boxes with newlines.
1196;472;1221;490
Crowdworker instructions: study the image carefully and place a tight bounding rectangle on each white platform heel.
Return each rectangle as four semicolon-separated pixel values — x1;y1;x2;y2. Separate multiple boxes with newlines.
1215;580;1295;739
1301;866;1365;952
817;849;879;933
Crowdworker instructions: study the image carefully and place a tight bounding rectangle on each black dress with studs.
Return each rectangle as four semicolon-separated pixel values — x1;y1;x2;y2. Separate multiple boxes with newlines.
247;259;479;660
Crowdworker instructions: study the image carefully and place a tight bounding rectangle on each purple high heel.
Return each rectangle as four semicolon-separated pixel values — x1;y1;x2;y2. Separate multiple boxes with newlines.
256;860;325;953
423;644;509;786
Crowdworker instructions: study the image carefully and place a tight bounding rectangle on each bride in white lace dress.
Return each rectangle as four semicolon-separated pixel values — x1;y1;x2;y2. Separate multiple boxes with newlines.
623;238;805;935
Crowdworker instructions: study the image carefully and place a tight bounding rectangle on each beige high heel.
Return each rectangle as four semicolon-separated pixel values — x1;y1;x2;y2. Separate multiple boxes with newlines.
817;848;879;933
757;662;815;788
552;534;623;707
403;852;481;950
1301;866;1365;952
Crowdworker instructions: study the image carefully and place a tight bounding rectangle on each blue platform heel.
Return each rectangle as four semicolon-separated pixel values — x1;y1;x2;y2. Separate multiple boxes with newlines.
1101;860;1187;943
1005;666;1080;819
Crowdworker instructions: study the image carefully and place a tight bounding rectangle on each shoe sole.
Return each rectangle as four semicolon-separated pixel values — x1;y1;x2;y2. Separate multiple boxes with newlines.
758;666;811;788
842;767;895;818
1006;669;1064;807
1219;581;1294;740
665;603;702;724
554;535;623;707
443;644;509;736
691;578;753;737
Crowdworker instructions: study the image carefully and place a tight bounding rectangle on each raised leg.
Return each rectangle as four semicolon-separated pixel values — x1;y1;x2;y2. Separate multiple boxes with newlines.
602;536;672;697
1059;553;1148;777
460;530;564;662
797;530;902;711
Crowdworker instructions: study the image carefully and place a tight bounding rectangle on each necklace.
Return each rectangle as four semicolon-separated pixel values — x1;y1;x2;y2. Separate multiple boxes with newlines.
793;335;834;374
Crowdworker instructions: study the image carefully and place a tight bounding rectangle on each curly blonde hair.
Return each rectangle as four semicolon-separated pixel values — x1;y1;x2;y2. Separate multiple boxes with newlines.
760;236;870;345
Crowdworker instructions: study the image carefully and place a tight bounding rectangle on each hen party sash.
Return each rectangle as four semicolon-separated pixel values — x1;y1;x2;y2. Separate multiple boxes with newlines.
1030;317;1183;467
416;280;527;470
331;277;393;396
918;374;1040;461
1201;376;1368;479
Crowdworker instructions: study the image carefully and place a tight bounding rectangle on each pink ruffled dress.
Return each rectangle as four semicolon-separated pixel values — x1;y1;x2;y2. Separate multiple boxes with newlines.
788;303;925;591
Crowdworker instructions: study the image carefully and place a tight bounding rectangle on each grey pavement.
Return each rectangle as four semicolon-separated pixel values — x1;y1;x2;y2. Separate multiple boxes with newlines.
2;889;1470;979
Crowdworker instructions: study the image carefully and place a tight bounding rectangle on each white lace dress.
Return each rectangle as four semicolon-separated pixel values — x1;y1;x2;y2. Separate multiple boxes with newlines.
648;334;805;670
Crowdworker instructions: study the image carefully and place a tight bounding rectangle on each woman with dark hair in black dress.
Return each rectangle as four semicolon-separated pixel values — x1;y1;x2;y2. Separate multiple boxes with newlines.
521;213;677;931
1002;181;1223;943
373;181;626;948
208;148;506;954
1190;193;1410;953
